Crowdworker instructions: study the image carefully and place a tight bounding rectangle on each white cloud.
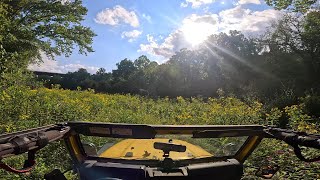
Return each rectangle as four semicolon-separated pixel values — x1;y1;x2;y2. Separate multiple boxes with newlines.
237;0;261;5
139;6;281;59
28;54;100;74
183;13;219;25
121;30;142;42
142;13;152;23
139;34;177;58
139;14;219;58
61;64;100;74
219;6;281;35
94;5;139;27
181;0;215;8
219;6;251;23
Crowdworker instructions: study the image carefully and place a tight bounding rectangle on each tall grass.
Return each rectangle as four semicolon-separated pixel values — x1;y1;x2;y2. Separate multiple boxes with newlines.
0;86;319;179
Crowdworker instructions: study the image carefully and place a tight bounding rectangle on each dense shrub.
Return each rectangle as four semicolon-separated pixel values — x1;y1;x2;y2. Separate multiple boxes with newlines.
0;87;319;179
301;95;320;118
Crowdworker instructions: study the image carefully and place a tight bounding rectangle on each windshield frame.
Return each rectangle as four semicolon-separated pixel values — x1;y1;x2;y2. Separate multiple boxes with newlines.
63;122;266;165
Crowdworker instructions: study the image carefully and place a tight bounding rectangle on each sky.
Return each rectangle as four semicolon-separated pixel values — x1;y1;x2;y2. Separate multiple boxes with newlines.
28;0;282;74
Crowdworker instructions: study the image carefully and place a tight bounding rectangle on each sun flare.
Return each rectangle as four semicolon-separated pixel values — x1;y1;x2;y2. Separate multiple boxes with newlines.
182;22;215;46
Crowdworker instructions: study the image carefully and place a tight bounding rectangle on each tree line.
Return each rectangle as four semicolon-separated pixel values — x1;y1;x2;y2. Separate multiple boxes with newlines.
37;11;320;107
0;0;319;109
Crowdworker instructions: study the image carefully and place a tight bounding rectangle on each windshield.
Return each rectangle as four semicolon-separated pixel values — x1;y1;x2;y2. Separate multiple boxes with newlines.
80;135;247;160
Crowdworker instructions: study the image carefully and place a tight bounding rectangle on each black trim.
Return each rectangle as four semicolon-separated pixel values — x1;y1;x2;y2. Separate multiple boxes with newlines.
65;122;266;138
83;155;232;167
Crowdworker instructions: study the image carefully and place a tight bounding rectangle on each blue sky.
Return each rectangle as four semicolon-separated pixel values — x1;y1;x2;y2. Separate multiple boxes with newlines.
29;0;282;74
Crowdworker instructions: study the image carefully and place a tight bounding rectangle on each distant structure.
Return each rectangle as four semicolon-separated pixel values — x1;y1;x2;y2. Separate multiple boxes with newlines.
32;71;66;78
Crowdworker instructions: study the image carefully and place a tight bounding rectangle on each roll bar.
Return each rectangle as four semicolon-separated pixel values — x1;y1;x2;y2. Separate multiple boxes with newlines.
0;122;319;174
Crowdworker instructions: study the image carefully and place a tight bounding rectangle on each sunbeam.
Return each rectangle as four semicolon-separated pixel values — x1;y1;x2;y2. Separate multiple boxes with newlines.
204;41;278;80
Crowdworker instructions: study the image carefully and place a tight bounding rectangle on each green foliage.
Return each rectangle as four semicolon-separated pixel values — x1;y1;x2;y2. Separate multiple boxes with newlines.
301;94;320;117
0;87;319;179
0;0;95;85
266;107;282;126
265;0;318;13
38;12;320;104
0;87;263;132
1;1;320;179
1;0;95;57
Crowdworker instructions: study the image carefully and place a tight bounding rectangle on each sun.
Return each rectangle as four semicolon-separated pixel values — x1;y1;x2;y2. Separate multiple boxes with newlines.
181;22;215;46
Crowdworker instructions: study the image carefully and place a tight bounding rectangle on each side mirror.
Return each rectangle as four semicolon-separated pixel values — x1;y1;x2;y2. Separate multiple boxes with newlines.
255;165;280;179
83;142;97;156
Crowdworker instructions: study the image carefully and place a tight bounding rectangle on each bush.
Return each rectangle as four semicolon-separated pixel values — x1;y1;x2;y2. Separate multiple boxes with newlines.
301;95;320;118
0;87;319;179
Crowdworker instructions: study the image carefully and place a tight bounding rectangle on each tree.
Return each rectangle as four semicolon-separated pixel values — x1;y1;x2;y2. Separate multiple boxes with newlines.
92;68;112;92
263;12;320;91
134;55;151;71
111;59;137;93
167;49;207;96
302;11;320;59
130;56;157;93
96;68;106;75
265;0;318;13
201;31;263;95
0;0;95;81
112;59;136;80
60;68;90;90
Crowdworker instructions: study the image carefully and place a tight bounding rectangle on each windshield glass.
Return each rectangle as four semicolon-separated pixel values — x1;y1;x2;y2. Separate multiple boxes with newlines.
80;135;247;160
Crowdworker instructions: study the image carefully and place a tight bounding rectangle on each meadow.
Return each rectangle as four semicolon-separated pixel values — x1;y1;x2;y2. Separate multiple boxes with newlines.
0;86;319;179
